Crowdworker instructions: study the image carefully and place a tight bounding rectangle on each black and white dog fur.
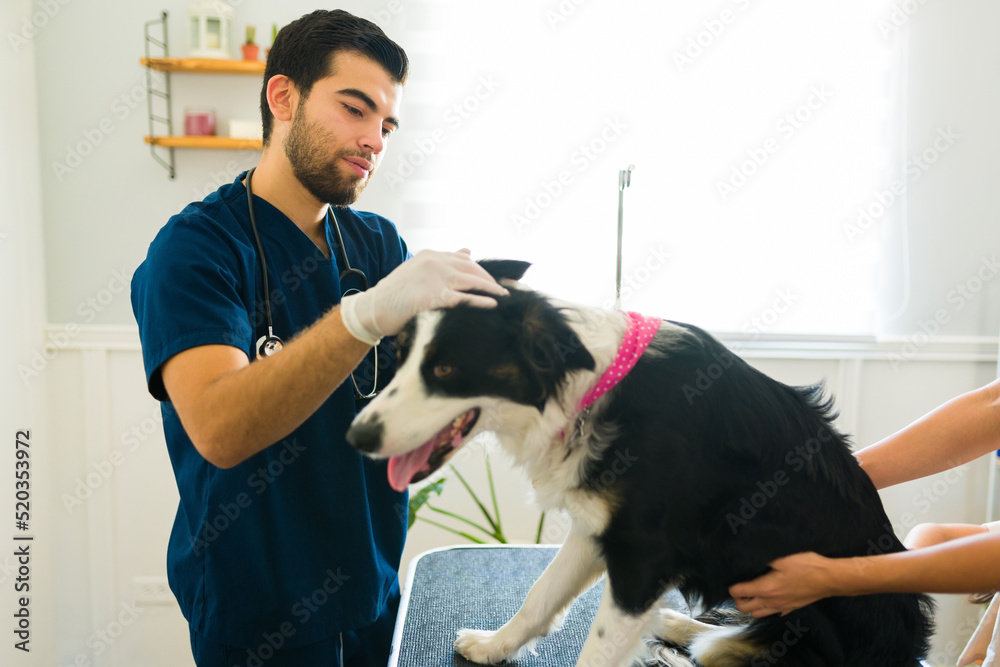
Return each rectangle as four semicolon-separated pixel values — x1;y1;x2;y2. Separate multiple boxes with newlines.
346;260;933;666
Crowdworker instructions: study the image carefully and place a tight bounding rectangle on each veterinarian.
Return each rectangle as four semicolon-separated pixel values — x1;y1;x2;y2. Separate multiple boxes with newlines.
730;379;1000;655
131;10;505;667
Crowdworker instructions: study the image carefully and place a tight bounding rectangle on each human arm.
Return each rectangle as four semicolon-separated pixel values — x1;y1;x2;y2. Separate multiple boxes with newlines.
162;250;506;468
730;530;1000;618
855;379;1000;489
162;306;368;468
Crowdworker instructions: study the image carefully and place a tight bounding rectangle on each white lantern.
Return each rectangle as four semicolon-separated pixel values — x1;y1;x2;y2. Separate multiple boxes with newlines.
188;0;234;59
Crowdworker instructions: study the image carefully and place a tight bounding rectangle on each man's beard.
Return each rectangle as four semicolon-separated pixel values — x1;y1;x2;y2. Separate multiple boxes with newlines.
284;105;373;207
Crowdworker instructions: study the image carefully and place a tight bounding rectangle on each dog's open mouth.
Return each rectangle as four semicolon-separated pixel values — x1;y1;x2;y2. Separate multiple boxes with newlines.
386;408;481;492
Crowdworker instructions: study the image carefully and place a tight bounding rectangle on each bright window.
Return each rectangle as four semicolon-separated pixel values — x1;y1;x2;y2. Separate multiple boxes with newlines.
384;0;901;335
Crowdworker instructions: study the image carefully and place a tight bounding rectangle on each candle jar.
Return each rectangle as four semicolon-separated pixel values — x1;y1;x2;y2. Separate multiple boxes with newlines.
184;107;217;136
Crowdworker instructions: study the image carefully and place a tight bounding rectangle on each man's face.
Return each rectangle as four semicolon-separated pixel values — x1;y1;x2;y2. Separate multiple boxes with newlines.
284;51;403;206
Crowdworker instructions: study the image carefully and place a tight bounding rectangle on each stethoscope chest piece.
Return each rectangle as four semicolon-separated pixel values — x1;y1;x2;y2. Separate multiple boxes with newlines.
256;332;283;358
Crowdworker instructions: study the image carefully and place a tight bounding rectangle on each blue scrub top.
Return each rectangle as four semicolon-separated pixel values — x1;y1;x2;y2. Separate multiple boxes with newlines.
130;172;409;649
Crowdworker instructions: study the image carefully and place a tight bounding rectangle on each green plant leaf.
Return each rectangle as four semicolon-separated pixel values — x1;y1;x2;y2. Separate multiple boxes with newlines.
484;450;505;542
449;463;500;534
425;503;502;541
407;478;446;529
415;516;487;544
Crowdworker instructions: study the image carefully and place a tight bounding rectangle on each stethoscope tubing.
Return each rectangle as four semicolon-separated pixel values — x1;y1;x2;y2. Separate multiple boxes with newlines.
245;167;379;397
246;166;364;350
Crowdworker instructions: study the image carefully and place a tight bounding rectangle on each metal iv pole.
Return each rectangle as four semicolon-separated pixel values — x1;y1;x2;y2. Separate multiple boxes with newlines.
614;164;635;311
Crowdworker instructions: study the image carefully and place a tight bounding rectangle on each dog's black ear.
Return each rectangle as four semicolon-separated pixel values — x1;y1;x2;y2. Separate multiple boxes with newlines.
516;298;595;411
478;259;531;283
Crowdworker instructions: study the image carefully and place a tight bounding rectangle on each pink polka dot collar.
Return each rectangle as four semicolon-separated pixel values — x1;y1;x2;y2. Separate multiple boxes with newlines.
576;311;662;412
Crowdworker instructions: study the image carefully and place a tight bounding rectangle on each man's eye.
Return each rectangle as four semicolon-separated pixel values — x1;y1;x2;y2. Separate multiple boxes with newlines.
344;105;363;117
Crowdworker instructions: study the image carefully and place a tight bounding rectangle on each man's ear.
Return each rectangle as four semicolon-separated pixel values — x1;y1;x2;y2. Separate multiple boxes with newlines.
266;74;297;123
478;259;531;284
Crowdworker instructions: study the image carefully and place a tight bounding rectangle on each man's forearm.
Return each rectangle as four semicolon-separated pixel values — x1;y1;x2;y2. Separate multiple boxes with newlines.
168;306;371;468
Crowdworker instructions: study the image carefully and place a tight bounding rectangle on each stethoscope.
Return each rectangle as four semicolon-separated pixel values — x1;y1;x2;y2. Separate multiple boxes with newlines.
245;167;379;399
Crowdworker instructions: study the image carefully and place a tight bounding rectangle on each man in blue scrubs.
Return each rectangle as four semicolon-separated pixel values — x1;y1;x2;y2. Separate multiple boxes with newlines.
130;10;505;666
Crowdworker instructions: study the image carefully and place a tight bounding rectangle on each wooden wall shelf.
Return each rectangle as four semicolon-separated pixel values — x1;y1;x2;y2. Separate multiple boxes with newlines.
144;136;263;150
141;57;265;76
141;10;265;179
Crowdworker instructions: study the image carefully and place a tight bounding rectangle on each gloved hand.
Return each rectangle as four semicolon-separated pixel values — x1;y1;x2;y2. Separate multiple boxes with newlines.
340;249;509;346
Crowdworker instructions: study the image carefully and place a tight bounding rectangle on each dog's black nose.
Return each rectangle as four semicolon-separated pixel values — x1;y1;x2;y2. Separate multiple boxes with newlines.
346;418;385;455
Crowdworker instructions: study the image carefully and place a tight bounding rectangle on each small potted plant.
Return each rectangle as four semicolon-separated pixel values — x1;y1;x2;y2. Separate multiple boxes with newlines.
241;25;259;61
266;23;277;58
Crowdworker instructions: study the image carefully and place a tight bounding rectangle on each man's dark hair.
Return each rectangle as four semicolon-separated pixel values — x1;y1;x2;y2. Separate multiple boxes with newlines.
260;10;409;145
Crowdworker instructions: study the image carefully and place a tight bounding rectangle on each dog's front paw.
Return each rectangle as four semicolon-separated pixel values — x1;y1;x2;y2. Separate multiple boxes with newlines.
455;628;528;664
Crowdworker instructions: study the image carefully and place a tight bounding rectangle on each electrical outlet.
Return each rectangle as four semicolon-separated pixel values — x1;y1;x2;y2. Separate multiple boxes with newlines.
131;576;174;606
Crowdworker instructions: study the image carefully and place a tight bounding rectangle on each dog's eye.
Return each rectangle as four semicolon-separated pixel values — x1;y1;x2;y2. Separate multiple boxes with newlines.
433;364;454;378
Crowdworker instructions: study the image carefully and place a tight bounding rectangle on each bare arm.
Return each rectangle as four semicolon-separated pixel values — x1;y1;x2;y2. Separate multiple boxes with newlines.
162;306;369;468
856;379;1000;489
731;531;1000;617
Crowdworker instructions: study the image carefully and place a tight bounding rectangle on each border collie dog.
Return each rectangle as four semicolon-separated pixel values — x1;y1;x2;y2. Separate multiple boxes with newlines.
347;260;933;667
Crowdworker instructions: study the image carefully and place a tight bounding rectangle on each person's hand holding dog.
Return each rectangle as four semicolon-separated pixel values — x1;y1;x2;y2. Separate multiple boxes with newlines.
730;551;841;617
340;249;508;346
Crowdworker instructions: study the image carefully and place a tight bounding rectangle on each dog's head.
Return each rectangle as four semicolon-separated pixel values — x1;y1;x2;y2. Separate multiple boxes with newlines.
345;260;595;491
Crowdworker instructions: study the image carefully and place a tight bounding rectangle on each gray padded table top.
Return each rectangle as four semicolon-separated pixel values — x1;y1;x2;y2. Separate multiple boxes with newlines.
387;544;688;667
388;545;938;667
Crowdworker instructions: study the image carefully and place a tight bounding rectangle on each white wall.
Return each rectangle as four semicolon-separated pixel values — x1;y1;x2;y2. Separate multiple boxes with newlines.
3;1;999;666
0;0;53;664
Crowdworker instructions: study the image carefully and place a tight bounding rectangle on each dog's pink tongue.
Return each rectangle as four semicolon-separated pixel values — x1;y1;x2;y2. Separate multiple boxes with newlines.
387;441;436;492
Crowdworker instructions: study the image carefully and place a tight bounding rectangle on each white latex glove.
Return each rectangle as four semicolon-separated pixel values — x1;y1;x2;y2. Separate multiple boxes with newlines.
339;249;509;346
